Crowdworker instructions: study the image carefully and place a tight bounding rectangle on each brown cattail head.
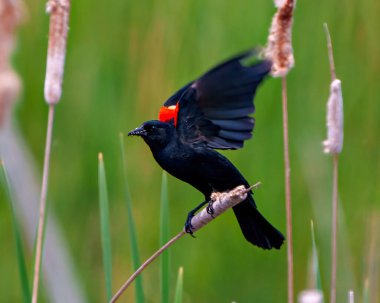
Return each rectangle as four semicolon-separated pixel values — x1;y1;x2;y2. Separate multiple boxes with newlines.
264;0;295;77
44;0;70;105
323;79;343;154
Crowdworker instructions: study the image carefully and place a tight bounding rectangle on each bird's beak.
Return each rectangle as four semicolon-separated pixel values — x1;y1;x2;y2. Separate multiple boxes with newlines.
128;126;147;137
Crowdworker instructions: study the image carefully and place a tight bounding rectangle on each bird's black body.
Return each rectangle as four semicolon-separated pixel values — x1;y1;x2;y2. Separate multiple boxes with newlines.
129;50;285;249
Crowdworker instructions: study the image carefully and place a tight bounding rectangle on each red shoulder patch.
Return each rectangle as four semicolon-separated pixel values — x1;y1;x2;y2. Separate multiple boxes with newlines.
158;102;179;127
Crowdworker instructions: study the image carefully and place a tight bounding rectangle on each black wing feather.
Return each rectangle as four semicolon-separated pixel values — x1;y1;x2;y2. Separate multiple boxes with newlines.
166;50;271;149
163;81;193;107
211;118;254;132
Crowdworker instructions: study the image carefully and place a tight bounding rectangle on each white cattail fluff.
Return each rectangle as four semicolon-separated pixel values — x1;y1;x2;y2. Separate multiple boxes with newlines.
274;0;286;8
187;185;248;233
323;79;343;154
348;290;354;303
264;0;295;77
44;0;70;104
298;290;323;303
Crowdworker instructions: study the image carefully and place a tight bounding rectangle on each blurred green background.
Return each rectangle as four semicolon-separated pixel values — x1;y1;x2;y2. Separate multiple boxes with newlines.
1;0;380;302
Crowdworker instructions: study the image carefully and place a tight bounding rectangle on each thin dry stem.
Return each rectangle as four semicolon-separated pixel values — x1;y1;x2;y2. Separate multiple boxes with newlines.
32;104;55;303
282;76;294;303
110;184;255;303
110;231;185;303
330;154;338;303
323;23;336;81
365;213;380;303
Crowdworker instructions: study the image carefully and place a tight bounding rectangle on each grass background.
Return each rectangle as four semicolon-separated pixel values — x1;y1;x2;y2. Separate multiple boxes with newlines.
1;0;380;301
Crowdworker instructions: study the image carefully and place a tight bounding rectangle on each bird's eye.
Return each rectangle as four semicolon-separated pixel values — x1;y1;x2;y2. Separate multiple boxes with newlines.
145;125;155;132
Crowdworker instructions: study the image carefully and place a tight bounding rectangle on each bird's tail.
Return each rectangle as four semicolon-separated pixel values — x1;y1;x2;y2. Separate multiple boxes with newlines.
232;196;285;249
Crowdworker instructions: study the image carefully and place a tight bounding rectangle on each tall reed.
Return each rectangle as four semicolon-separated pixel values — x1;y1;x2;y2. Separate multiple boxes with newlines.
265;0;295;301
322;23;343;303
32;1;71;302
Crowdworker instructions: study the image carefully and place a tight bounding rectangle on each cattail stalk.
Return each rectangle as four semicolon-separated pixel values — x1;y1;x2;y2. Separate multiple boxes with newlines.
282;76;294;303
330;152;339;303
32;1;70;302
110;183;260;303
265;1;295;302
364;213;380;303
31;104;55;303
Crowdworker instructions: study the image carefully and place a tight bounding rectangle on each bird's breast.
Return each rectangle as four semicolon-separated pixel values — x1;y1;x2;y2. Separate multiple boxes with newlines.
151;142;247;198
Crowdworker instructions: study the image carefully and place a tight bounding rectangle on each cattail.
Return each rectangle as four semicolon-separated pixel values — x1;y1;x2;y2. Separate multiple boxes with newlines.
0;0;24;126
44;0;70;104
0;0;24;55
274;0;287;7
264;0;295;77
0;70;21;125
348;290;354;303
298;290;323;303
32;1;71;302
265;2;296;303
322;79;343;154
186;185;248;232
323;24;342;303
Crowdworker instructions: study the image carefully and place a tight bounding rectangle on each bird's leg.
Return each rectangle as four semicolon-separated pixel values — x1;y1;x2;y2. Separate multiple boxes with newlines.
185;200;207;236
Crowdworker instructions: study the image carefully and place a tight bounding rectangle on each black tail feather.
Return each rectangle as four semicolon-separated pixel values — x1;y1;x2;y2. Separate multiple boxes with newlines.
232;197;285;249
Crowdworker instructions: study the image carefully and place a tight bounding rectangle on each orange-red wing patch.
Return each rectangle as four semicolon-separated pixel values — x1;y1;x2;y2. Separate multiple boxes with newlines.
158;102;179;127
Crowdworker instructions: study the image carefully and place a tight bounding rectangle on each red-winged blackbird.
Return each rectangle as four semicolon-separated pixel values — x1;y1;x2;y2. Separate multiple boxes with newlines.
129;50;285;249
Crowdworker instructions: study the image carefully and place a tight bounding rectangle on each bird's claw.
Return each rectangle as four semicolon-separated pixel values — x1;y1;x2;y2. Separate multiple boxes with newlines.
206;200;215;217
184;214;196;238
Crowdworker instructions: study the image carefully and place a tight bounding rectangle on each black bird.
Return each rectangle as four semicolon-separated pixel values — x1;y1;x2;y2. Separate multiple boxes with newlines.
128;50;285;249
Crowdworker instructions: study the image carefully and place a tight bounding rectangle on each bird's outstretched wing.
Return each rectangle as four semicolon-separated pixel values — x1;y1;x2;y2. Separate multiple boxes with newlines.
158;50;272;149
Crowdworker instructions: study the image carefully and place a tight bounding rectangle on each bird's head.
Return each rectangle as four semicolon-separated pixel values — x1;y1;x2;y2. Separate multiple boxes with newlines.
128;120;175;150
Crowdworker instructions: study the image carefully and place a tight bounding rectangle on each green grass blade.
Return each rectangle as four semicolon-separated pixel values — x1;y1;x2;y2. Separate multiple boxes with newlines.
119;133;145;303
160;172;170;303
173;267;183;303
310;220;322;292
0;161;31;303
363;278;369;303
98;153;113;301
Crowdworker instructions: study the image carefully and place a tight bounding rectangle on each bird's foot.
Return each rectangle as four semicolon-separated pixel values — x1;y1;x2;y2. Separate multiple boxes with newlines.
184;213;196;238
184;200;208;238
206;200;215;217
